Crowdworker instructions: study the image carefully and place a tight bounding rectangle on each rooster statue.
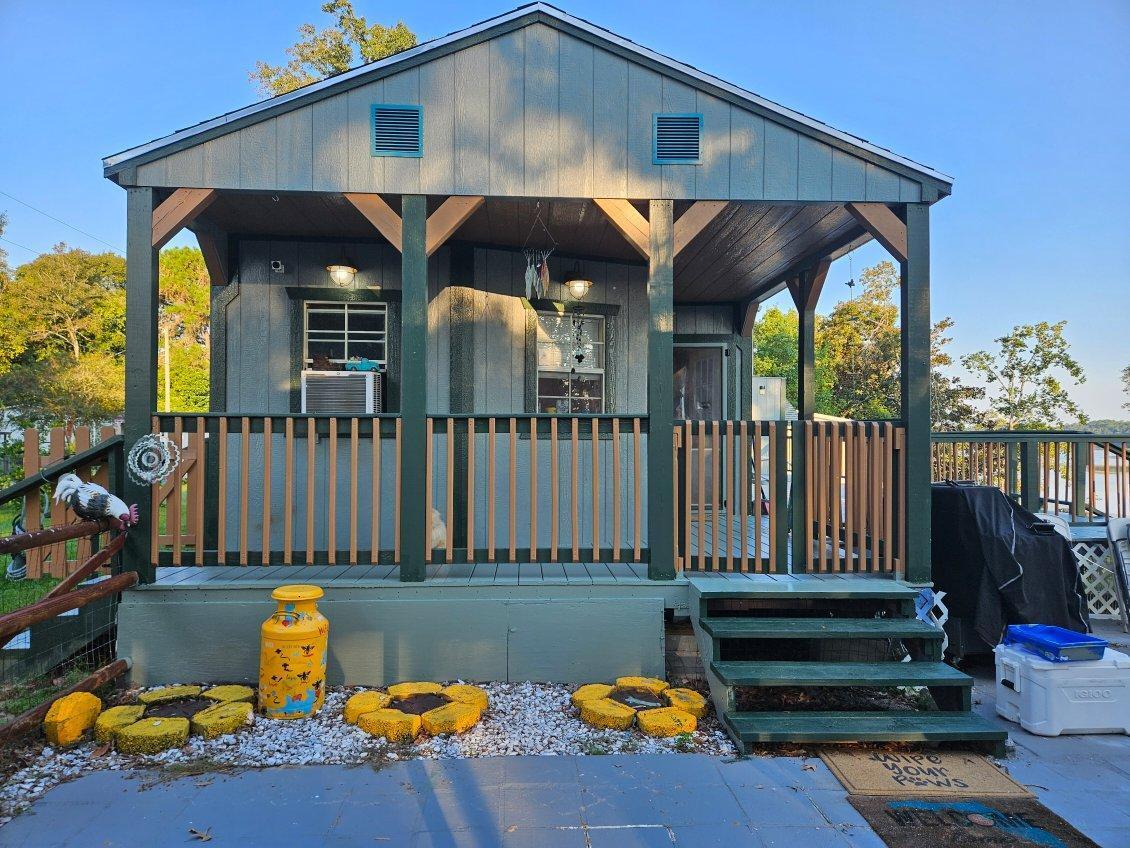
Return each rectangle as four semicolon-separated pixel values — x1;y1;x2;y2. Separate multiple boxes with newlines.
53;473;139;529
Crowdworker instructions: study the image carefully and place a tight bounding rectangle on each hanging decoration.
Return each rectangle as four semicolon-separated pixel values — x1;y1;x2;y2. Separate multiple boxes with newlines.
521;202;557;300
126;433;181;486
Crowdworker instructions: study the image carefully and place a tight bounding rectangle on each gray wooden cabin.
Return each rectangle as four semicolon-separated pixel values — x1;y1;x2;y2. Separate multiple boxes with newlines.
104;5;1003;748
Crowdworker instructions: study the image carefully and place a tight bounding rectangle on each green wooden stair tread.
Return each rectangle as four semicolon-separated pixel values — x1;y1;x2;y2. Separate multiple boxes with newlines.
709;660;972;688
701;617;942;640
723;710;1007;743
689;577;919;600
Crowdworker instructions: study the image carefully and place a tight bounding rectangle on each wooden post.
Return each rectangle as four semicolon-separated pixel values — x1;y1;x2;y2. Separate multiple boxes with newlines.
901;203;931;584
647;200;675;580
399;195;428;581
790;271;816;571
124;188;158;584
1019;439;1040;512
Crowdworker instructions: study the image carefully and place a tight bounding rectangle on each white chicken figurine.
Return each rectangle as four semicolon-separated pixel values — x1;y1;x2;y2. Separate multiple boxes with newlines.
53;473;139;529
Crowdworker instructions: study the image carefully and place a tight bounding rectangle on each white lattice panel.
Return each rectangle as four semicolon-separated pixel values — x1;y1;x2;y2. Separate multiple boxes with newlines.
1074;541;1121;618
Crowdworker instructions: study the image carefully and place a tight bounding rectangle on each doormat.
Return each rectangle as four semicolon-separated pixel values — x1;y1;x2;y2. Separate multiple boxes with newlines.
849;797;1098;848
820;750;1032;797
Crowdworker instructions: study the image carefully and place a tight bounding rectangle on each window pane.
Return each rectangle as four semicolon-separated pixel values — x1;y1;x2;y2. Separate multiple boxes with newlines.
572;399;601;414
307;341;344;364
576;317;603;344
538;374;570;398
537;346;568;368
571;374;603;403
539;398;570;414
307;309;345;331
348;308;386;333
349;341;385;362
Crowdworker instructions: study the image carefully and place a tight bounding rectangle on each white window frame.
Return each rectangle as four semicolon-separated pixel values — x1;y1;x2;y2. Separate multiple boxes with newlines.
535;311;606;414
303;301;389;368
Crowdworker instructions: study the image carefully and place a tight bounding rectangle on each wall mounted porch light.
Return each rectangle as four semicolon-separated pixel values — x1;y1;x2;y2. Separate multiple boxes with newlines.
326;262;359;288
564;263;592;300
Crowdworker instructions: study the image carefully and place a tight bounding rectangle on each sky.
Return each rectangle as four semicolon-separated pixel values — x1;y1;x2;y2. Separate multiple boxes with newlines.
1;0;1128;418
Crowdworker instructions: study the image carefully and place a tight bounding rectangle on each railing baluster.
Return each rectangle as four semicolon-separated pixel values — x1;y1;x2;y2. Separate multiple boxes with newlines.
350;418;359;565
424;417;433;564
306;417;315;565
632;417;641;563
682;421;691;569
446;418;455;562
239;417;250;567
739;421;749;573
509;417;517;563
571;418;579;563
171;417;183;567
327;417;337;564
466;419;475;559
487;418;496;561
724;421;733;572
529;417;538;561
261;417;272;566
591;417;600;563
394;417;402;563
283;418;294;564
711;421;720;571
370;419;380;559
550;418;558;561
612;418;621;562
217;417;228;564
195;417;206;566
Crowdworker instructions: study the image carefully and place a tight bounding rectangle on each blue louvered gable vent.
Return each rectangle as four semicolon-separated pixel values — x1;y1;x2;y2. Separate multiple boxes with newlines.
370;104;423;157
653;113;702;164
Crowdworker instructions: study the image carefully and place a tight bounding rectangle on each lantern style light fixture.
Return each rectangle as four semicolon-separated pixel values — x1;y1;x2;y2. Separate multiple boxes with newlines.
326;262;358;288
564;263;592;300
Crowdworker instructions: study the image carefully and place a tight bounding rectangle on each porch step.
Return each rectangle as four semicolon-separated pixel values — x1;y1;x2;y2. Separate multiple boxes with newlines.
688;576;918;601
709;660;971;689
722;710;1008;745
701;616;942;641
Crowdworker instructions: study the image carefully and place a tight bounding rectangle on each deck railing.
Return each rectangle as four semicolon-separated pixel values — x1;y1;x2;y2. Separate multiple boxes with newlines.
151;415;401;566
931;432;1130;524
424;415;649;563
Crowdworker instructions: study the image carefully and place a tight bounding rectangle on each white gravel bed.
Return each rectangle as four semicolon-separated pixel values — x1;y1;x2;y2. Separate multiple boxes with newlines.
1;681;734;825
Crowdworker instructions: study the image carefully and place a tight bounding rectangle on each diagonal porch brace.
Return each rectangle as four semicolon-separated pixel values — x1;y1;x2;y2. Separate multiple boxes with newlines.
152;188;217;249
845;202;907;264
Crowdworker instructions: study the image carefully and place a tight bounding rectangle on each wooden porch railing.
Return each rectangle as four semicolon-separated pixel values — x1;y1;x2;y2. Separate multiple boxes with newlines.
425;415;649;563
931;431;1130;523
151;415;401;566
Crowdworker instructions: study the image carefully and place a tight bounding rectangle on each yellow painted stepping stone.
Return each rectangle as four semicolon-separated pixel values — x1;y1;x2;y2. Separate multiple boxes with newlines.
357;708;422;742
442;684;489;712
387;681;443;699
636;707;697;737
43;692;102;748
570;684;614;707
422;702;481;736
137;685;202;705
202;685;255;704
664;688;708;719
614;676;669;695
116;717;190;753
94;705;145;744
191;702;253;740
579;698;636;730
344;691;392;724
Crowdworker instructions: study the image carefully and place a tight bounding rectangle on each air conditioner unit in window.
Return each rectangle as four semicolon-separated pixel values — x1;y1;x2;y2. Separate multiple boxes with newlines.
301;371;382;414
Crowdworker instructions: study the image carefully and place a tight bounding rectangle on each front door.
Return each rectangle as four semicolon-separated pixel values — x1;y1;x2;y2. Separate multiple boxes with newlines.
674;345;726;515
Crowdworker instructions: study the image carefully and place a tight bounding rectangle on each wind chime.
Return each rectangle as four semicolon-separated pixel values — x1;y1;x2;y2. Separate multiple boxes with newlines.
522;202;556;301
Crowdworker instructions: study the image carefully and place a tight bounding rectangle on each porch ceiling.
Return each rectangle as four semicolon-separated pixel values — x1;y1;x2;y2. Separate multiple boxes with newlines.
190;192;868;304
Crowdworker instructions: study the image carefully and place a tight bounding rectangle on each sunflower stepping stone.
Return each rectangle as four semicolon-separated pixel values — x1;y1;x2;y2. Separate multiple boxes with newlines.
192;702;253;740
636;706;697;737
43;692;102;748
422;702;481;736
664;688;708;719
137;685;202;705
441;684;489;711
94;705;146;744
202;685;255;704
357;708;422;742
571;684;614;707
580;698;637;730
116;717;190;753
387;681;443;699
614;677;669;695
344;691;392;724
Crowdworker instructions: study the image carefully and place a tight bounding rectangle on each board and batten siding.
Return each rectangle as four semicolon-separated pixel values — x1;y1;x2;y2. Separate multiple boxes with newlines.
135;23;921;203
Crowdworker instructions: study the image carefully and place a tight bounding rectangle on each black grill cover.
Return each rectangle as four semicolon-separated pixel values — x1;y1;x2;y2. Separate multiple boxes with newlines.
931;483;1090;649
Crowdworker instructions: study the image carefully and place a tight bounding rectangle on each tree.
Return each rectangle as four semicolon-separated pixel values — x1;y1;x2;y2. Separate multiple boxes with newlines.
0;245;126;431
930;316;984;431
157;247;211;412
961;321;1086;429
1122;365;1130;412
251;1;417;96
752;306;799;405
0;212;9;282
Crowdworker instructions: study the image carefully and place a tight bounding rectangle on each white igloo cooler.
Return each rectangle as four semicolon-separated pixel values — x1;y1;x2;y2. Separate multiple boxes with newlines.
994;642;1130;736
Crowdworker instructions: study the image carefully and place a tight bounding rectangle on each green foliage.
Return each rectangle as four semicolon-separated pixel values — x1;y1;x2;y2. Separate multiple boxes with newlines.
1122;365;1129;412
752;306;799;404
1080;419;1130;436
251;0;417;96
0;245;126;430
0;212;9;281
961;321;1086;429
930;316;984;431
157;247;211;412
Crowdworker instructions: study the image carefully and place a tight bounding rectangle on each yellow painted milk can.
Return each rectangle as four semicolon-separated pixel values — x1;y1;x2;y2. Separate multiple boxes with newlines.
259;585;328;719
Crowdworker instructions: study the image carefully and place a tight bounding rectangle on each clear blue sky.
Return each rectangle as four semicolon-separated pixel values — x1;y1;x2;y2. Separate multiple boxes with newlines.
1;1;1127;417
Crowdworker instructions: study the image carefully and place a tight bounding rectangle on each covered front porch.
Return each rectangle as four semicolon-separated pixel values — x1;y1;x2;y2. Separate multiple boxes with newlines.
131;191;924;585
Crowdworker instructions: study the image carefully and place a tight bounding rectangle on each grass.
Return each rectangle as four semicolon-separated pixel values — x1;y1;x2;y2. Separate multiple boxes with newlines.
0;575;59;615
0;665;88;718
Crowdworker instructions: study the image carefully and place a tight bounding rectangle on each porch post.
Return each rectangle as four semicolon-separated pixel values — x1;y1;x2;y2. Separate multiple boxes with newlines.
901;203;932;584
647;200;675;580
399;195;428;581
791;272;816;570
123;187;158;584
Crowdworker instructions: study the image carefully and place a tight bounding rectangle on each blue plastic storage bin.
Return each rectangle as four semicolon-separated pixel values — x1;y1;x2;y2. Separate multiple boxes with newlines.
1003;624;1108;663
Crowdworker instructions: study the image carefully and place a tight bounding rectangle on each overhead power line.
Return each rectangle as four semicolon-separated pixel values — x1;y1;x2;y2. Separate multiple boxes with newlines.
0;189;123;252
0;234;49;257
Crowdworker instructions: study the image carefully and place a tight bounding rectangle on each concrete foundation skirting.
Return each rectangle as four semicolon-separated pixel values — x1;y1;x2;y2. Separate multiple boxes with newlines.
118;585;681;686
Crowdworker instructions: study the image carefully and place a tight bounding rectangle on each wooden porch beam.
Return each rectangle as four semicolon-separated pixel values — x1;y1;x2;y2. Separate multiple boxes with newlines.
344;193;403;251
845;202;907;264
673;201;727;258
804;258;832;312
193;225;229;286
593;199;650;259
426;196;484;257
738;298;759;337
151;188;216;249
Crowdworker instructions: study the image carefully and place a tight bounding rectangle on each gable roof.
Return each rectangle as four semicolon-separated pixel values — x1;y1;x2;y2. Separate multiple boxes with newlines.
103;3;951;194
